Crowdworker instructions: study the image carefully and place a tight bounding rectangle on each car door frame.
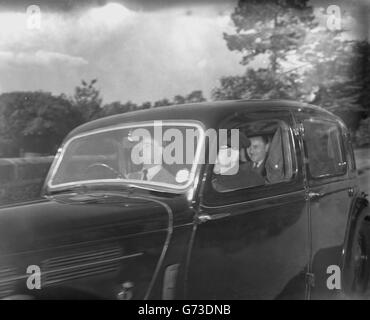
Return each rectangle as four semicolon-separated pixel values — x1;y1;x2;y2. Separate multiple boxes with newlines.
185;107;312;299
293;111;357;298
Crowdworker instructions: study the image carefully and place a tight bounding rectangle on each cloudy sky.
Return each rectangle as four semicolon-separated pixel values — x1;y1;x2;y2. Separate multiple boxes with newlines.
0;0;368;104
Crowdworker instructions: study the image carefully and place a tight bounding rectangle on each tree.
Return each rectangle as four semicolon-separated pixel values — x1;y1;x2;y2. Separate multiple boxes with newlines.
356;117;370;147
224;0;316;74
99;90;207;118
173;95;186;105
357;41;370;116
214;0;368;134
140;102;152;110
99;101;137;118
185;90;206;103
73;79;102;121
298;28;370;130
213;0;317;100
0;91;82;156
153;99;171;108
213;69;299;100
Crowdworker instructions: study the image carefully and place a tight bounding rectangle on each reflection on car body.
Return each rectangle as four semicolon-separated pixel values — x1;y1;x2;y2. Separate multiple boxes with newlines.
0;100;369;300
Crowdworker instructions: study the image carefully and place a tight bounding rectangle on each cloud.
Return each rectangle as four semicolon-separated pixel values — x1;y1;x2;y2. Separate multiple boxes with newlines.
0;50;88;67
0;0;235;12
79;2;136;29
0;2;242;101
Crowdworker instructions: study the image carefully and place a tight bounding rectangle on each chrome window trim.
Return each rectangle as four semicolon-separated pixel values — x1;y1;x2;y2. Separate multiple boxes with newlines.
209;121;299;194
201;189;305;210
303;118;347;180
47;120;206;193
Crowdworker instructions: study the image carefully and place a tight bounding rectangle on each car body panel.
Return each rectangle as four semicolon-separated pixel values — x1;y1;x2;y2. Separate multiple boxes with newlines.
0;193;194;299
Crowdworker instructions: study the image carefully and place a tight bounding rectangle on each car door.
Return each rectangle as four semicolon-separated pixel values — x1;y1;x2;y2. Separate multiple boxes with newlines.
299;116;355;299
186;109;310;299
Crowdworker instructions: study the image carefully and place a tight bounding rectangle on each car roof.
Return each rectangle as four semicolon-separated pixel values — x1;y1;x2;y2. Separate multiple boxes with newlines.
67;99;336;138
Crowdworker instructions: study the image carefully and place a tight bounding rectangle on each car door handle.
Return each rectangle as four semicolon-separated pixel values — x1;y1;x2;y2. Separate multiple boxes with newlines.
197;213;231;223
308;192;323;200
348;188;354;197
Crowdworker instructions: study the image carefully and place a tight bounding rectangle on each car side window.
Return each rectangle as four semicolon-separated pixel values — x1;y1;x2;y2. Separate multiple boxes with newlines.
303;120;346;178
211;119;296;193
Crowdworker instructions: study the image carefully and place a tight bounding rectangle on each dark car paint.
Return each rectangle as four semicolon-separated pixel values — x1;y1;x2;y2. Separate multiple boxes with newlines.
0;192;195;299
186;108;310;299
0;100;367;299
293;110;361;299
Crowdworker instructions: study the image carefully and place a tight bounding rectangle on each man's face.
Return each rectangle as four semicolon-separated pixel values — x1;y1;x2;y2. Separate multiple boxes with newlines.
247;136;269;163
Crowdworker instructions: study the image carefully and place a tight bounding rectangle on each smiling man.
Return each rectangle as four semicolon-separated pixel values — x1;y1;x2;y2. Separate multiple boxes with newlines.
247;135;270;178
212;135;265;192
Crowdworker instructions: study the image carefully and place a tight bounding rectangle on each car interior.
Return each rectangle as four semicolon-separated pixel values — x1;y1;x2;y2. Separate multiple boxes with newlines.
212;119;295;192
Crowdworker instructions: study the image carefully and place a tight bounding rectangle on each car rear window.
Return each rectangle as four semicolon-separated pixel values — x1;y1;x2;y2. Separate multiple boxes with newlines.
303;120;347;178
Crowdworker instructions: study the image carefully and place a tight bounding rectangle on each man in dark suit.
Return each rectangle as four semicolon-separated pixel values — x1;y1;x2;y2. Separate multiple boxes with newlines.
212;138;265;192
246;135;270;178
128;136;176;184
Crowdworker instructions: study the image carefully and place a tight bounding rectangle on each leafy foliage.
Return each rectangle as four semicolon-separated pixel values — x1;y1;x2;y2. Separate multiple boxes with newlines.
299;31;370;128
356;117;370;147
0;92;82;156
214;0;316;101
224;0;316;73
0;84;207;157
98;90;206;118
185;90;206;103
214;0;370;131
73;79;102;121
153;99;171;108
99;101;137;117
213;69;299;100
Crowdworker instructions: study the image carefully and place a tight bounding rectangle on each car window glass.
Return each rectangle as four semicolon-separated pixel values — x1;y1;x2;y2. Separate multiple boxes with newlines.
211;119;295;193
303;120;346;178
49;122;202;191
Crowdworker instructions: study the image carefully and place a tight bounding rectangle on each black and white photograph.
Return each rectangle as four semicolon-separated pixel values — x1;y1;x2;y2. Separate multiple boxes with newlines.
0;0;369;304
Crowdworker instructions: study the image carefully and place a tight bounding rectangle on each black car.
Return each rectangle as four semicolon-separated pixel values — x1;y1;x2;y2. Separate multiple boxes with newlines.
0;100;368;299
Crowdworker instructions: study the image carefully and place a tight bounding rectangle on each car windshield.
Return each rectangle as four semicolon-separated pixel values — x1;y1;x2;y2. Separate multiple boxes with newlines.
47;121;204;192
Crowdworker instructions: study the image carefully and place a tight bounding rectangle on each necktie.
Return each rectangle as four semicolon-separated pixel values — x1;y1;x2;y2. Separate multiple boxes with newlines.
253;162;257;168
142;169;148;181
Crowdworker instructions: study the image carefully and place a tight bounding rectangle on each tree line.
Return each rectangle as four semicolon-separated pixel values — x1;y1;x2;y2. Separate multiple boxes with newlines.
0;84;206;156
